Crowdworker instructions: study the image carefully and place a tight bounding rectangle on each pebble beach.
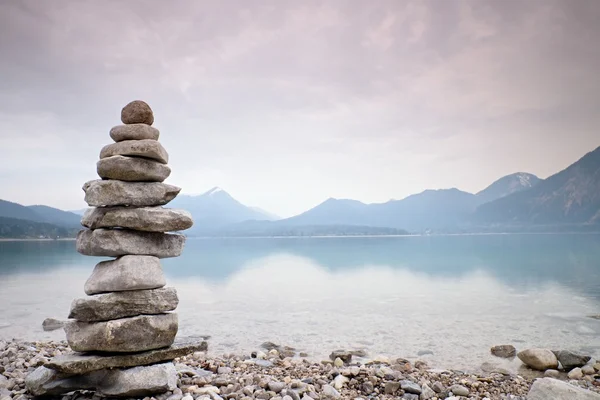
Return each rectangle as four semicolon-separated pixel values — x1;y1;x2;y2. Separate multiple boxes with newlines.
3;338;600;400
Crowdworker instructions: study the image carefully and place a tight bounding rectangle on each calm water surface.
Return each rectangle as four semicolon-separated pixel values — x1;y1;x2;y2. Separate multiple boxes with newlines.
1;234;600;372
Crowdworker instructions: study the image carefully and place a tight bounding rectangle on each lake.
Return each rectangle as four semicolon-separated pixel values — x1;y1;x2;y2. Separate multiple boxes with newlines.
1;234;600;373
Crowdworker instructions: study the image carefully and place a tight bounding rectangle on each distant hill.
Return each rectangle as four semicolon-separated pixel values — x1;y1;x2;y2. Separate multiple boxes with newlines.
476;172;541;205
69;208;89;216
474;146;600;226
27;205;81;228
0;200;81;229
0;199;42;222
376;188;479;231
250;206;280;221
282;198;372;226
168;187;278;234
0;216;77;239
276;188;479;232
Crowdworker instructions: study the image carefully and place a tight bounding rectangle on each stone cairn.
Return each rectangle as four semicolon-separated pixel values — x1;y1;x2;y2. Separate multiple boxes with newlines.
26;101;207;397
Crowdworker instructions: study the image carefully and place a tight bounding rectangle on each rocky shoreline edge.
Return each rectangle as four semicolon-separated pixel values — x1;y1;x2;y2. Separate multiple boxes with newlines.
3;340;600;400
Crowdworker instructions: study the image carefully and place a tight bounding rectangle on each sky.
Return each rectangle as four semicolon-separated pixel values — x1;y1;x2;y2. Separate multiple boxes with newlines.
0;0;599;218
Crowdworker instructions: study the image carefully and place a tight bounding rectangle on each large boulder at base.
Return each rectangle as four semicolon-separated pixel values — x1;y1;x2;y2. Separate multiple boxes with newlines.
26;362;176;397
76;229;185;258
518;349;559;371
83;179;180;207
100;140;168;164
110;124;159;142
553;350;592;370
65;313;178;353
121;100;154;125
82;206;193;232
97;155;171;182
25;366;94;396
527;377;600;400
97;362;176;397
69;287;178;322
84;255;165;295
46;340;208;374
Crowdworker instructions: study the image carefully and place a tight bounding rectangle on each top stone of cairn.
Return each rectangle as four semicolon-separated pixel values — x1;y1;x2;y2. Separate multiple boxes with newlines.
121;100;154;125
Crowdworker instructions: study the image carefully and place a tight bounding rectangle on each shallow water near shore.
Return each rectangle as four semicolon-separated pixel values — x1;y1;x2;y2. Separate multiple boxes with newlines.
1;234;600;373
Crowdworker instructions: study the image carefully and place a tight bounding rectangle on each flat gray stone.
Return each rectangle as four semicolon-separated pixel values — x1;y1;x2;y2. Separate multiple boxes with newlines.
46;340;208;374
121;100;154;125
83;179;180;207
527;377;600;399
82;206;193;232
76;229;185;258
97;155;171;182
491;344;517;358
65;313;178;353
110;124;159;142
99;362;177;397
400;380;422;395
69;287;178;322
26;362;176;397
100;140;168;164
42;317;65;332
84;255;165;295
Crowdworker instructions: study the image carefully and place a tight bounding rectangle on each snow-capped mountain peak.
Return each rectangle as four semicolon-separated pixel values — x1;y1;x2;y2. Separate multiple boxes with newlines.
515;172;534;188
204;186;225;196
476;172;541;205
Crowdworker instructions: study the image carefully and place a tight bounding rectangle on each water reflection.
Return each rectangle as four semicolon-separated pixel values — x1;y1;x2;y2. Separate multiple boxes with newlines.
1;235;600;371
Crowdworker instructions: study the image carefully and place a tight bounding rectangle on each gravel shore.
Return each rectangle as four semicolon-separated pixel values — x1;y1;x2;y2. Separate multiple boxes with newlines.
2;339;600;400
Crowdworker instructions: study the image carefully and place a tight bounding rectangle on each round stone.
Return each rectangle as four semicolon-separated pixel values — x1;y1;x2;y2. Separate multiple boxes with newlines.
121;100;154;125
517;348;558;371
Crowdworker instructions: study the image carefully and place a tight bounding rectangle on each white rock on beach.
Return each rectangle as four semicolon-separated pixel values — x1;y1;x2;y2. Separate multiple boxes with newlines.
517;348;558;371
527;377;600;399
568;367;584;379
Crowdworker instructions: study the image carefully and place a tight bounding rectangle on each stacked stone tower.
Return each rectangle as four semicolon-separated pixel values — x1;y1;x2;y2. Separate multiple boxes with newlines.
26;101;206;397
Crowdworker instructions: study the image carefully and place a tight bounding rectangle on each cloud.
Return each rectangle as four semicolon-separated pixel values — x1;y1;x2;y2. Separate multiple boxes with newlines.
0;0;599;216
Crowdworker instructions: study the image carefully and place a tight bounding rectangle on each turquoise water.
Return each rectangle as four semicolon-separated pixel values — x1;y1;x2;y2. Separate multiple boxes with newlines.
1;234;600;371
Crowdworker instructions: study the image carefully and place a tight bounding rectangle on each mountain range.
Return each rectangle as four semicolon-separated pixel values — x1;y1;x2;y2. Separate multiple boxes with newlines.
0;200;81;238
232;172;542;234
1;145;599;237
168;187;277;235
473;146;600;227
